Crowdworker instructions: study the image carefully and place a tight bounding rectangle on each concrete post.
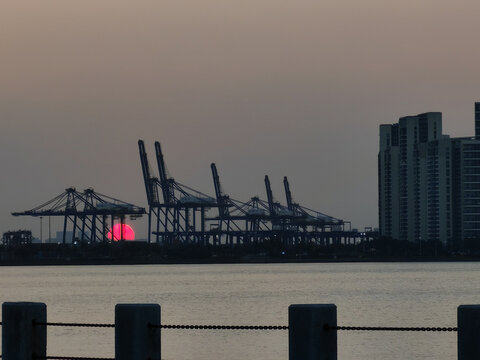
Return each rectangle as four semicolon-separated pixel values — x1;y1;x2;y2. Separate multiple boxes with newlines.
115;304;161;360
289;304;337;360
2;302;47;360
458;305;480;360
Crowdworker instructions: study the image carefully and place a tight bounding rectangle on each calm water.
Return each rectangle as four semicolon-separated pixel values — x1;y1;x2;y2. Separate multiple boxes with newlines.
1;262;479;359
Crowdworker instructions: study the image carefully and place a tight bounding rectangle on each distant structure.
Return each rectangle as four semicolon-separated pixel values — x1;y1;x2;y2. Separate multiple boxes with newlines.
12;188;145;243
2;230;33;246
138;140;361;246
379;102;480;248
56;231;74;243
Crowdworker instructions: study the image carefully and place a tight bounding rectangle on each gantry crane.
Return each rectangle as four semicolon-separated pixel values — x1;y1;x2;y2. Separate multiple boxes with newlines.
12;188;145;243
209;163;270;244
138;139;353;247
283;176;347;245
139;140;217;244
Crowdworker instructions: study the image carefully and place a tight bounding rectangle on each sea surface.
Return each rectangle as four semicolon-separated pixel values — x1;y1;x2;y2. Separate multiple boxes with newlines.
1;262;479;359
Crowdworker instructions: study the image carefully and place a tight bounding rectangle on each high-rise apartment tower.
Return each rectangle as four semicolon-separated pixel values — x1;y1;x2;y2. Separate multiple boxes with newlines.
379;103;480;247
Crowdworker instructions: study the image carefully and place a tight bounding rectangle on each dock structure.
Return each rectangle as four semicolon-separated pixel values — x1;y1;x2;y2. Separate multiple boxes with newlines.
139;139;372;246
9;141;376;247
12;188;145;243
2;230;33;246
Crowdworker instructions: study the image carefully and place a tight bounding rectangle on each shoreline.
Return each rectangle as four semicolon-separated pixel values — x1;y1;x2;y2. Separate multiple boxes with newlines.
2;256;480;266
2;241;479;266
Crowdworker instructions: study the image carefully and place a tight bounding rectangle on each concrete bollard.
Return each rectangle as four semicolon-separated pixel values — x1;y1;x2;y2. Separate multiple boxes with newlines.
458;305;480;360
289;304;337;360
2;302;47;360
115;304;161;360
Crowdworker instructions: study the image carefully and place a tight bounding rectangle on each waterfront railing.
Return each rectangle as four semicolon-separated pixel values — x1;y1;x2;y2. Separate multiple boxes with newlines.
1;302;478;359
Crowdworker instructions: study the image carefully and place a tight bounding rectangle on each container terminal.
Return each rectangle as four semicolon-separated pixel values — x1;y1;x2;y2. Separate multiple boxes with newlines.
1;140;379;264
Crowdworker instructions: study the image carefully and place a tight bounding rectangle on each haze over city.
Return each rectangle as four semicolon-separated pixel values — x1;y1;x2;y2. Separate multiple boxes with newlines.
2;0;480;239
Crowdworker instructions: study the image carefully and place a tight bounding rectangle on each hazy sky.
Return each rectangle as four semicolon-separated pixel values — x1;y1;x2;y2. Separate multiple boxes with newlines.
2;0;480;239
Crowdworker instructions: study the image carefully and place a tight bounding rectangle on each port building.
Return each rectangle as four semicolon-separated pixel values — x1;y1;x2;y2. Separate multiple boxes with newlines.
379;103;480;248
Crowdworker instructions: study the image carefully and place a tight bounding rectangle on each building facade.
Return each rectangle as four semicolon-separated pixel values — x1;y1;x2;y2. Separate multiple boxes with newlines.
451;137;480;247
379;103;480;247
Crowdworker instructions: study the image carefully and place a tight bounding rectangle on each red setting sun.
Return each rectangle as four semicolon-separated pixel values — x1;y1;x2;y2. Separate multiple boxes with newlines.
108;224;135;241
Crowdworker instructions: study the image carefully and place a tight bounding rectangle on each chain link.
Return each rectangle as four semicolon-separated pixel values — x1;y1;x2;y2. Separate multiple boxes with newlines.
2;318;458;360
33;322;114;328
33;356;113;360
326;325;457;332
149;323;289;330
32;321;287;330
30;321;457;332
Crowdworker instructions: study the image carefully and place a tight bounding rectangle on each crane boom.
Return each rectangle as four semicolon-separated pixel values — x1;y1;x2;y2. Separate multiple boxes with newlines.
283;176;294;211
211;163;222;199
138;140;158;205
154;141;174;203
264;175;275;216
211;163;229;217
